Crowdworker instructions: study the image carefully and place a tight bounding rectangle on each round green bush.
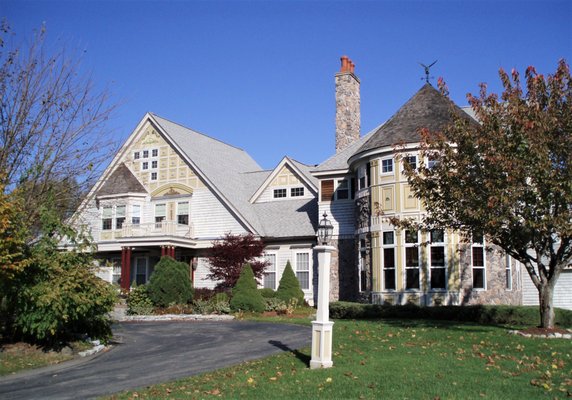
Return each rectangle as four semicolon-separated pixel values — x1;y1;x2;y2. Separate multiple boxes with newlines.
230;264;265;312
126;284;154;315
146;257;193;307
275;261;305;305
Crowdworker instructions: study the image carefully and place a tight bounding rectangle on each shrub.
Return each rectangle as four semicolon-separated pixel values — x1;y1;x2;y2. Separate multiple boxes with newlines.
264;297;287;312
146;257;193;307
328;302;572;328
230;264;265;313
275;261;304;306
126;284;154;315
259;288;276;298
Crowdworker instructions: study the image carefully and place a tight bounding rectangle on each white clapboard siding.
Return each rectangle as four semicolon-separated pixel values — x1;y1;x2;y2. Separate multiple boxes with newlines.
319;200;355;237
191;188;248;237
194;257;218;289
522;267;572;310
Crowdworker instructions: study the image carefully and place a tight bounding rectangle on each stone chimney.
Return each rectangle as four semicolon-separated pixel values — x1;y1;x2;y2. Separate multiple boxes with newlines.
335;55;360;153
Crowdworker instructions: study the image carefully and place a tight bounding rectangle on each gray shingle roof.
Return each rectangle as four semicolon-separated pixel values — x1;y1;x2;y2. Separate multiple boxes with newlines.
150;114;317;238
287;157;319;188
253;198;318;238
97;163;146;196
313;125;379;172
354;84;474;156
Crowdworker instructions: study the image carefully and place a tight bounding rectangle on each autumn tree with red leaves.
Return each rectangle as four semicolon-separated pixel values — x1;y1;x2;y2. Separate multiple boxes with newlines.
399;60;571;328
207;233;269;289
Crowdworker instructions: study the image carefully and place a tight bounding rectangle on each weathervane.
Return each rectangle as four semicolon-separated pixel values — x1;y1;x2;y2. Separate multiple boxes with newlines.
419;60;437;84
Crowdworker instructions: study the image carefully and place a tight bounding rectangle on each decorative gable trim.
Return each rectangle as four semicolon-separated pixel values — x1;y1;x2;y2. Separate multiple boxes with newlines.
249;156;318;204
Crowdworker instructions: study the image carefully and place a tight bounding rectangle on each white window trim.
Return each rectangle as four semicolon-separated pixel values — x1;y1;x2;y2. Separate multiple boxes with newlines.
334;178;353;201
263;252;278;290
294;251;311;292
381;157;394;175
403;154;418;172
359;238;367;292
505;254;513;291
429;230;447;291
135;257;149;285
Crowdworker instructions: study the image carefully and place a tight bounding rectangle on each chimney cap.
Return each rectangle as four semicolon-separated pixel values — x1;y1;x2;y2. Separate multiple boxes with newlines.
340;55;355;74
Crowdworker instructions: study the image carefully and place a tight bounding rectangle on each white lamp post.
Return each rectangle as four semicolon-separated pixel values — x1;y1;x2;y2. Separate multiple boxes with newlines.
310;212;336;369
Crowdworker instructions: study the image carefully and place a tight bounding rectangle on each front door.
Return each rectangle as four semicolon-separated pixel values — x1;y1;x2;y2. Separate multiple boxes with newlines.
135;257;148;285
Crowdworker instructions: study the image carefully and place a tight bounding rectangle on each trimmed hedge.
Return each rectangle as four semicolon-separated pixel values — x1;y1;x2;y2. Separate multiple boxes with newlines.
329;302;572;328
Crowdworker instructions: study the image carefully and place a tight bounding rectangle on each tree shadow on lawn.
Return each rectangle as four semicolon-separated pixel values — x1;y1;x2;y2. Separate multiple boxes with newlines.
268;340;310;366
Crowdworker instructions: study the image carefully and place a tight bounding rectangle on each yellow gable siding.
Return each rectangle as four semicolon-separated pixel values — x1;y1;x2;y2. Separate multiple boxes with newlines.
122;124;205;193
270;165;302;187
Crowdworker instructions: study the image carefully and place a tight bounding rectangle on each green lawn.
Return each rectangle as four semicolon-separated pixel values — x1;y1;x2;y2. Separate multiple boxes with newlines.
108;318;572;399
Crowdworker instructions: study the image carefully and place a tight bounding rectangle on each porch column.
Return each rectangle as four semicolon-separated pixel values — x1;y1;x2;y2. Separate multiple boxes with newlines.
161;246;166;257
120;247;128;290
125;247;132;289
170;246;176;258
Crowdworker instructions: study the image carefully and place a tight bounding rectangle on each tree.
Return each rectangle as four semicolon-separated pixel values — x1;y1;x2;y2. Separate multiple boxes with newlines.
229;264;265;313
275;261;305;305
399;60;571;328
0;20;117;227
207;233;268;289
9;203;116;344
146;256;193;307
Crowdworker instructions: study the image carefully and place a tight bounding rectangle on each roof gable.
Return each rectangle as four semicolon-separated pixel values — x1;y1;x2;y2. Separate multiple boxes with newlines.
353;84;474;157
96;163;146;196
249;156;318;203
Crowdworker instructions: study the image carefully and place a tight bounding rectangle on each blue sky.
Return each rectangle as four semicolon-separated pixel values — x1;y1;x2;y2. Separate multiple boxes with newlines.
3;0;571;170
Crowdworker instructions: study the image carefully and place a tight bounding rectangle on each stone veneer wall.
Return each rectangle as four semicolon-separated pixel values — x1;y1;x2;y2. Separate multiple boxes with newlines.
327;237;359;302
458;243;522;305
335;72;360;153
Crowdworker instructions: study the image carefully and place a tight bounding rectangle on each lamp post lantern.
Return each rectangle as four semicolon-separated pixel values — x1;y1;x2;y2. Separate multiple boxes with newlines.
310;212;336;369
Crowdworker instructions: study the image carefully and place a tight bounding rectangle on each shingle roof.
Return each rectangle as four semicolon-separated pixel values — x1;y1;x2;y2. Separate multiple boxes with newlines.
288;158;319;187
150;114;317;238
313;125;379;172
252;198;318;238
97;163;146;196
354;84;474;156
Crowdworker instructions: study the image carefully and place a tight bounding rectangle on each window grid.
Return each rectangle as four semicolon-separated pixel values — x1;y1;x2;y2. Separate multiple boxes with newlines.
295;253;310;290
273;188;287;198
263;254;277;289
472;237;486;289
381;158;393;173
382;231;396;290
430;230;446;290
404;230;420;290
291;187;304;197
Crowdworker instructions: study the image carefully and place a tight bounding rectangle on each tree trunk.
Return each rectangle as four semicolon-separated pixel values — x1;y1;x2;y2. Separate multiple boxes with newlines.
538;283;555;329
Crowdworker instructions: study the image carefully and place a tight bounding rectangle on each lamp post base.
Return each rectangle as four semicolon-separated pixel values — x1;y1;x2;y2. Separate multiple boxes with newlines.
310;320;334;369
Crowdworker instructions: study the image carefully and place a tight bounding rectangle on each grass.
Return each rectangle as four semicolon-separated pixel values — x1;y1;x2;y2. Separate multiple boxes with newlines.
107;318;572;400
0;340;93;376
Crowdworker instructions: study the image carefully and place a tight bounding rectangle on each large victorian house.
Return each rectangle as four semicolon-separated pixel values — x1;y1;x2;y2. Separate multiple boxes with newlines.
72;56;571;310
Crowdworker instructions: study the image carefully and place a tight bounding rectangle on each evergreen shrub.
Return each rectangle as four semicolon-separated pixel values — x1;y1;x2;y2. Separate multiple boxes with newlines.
146;257;193;307
259;288;276;298
230;264;265;312
275;261;304;305
126;284;154;315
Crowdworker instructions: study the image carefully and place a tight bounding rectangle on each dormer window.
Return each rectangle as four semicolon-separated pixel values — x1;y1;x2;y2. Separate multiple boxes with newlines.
291;187;304;197
273;189;287;198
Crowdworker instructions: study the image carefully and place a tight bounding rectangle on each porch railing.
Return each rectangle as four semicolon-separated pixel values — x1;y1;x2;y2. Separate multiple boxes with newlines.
119;221;194;239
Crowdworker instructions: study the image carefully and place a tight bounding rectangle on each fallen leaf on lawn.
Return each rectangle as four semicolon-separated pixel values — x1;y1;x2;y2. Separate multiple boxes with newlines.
326;377;332;383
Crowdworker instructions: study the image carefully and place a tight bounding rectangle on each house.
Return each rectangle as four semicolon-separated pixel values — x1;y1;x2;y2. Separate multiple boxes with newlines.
73;114;319;304
73;56;570;310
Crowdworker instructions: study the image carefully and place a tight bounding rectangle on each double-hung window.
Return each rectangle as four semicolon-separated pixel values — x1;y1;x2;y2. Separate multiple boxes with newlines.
472;234;486;289
273;188;287;198
404;155;417;171
102;206;113;230
430;229;446;290
115;205;126;230
177;201;189;225
263;253;277;289
505;254;512;290
295;252;310;290
382;231;396;290
131;205;141;225
404;230;420;290
155;203;166;226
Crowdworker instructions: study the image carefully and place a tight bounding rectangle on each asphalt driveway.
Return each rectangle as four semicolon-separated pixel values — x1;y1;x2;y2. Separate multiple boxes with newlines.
0;320;311;399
